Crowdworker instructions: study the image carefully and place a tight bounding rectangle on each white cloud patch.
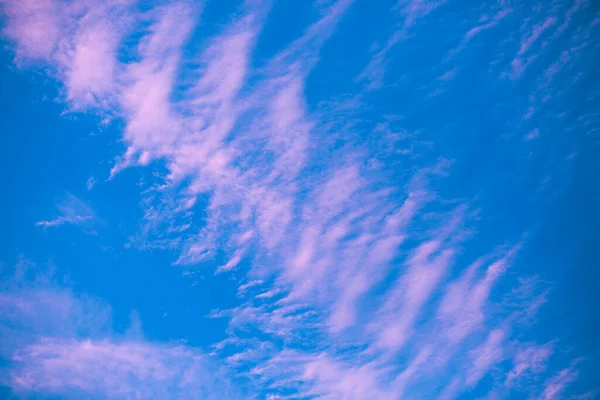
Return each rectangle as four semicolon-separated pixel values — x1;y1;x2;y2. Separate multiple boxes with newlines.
10;339;239;399
506;343;553;386
36;193;98;232
0;259;242;399
541;364;579;400
466;328;505;387
1;0;133;109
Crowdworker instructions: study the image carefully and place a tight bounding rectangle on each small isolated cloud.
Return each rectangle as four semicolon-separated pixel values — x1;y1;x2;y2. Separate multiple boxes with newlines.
36;193;97;232
86;177;96;191
526;128;540;141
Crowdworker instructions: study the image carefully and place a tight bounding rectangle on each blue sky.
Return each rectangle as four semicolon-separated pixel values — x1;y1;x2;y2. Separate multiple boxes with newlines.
1;0;599;398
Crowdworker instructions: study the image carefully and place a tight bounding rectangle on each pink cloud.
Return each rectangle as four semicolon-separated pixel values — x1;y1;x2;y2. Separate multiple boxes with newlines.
374;239;454;351
542;365;579;400
506;343;553;386
438;248;518;343
10;338;239;399
466;328;505;386
1;259;241;399
35;194;98;232
1;0;63;61
302;355;395;400
509;17;557;79
2;0;132;108
464;8;512;42
518;17;557;56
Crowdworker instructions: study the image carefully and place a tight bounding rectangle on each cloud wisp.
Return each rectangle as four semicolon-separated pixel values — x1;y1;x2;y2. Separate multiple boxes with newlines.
0;259;243;399
36;193;98;232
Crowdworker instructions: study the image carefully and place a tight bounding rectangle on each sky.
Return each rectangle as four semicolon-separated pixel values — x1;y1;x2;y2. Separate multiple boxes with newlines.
0;0;599;399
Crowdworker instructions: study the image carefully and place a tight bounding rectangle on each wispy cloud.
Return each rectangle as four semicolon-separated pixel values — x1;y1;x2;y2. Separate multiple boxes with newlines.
373;238;454;351
510;16;557;79
0;259;242;399
466;328;505;386
357;0;447;89
463;8;512;42
506;342;553;386
2;0;596;398
36;194;97;232
1;0;132;109
438;249;517;344
10;339;240;399
541;363;579;400
517;17;557;57
86;176;96;191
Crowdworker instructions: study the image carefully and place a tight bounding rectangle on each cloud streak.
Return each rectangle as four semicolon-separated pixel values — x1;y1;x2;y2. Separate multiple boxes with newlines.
36;194;97;232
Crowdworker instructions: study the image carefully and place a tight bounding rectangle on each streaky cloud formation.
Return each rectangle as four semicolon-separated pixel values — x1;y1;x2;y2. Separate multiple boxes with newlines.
1;0;599;398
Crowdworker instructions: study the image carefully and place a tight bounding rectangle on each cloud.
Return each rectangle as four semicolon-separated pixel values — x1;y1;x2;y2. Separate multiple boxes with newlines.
517;17;557;57
466;328;505;386
86;176;96;190
1;0;63;61
555;0;585;36
1;0;133;109
10;339;239;400
541;364;579;400
2;0;596;398
112;2;198;175
300;354;396;400
0;259;242;399
510;17;557;79
445;7;512;58
373;239;454;351
463;8;512;42
247;350;400;400
357;0;447;89
506;343;553;386
236;279;264;296
36;193;98;232
62;12;121;107
438;246;520;344
0;259;111;354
